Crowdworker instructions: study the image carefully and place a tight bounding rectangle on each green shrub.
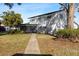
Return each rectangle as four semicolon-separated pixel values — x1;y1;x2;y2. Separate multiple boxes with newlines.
0;32;7;35
56;29;79;39
7;29;23;34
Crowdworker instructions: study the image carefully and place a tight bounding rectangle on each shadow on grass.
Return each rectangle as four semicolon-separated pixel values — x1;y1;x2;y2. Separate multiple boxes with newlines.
12;53;52;56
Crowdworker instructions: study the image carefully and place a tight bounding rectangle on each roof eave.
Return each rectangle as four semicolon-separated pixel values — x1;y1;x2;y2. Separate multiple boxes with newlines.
28;9;65;19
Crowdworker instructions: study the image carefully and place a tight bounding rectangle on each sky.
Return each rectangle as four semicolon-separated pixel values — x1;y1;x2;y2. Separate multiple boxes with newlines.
0;3;79;24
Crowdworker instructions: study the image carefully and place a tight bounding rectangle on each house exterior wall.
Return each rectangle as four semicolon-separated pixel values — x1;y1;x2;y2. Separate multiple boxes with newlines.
29;10;78;34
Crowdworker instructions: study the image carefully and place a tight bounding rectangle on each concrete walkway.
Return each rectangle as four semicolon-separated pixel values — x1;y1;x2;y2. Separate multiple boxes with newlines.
24;33;41;54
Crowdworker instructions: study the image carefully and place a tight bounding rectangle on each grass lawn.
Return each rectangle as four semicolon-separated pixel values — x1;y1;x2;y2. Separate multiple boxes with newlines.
0;33;31;56
36;34;79;56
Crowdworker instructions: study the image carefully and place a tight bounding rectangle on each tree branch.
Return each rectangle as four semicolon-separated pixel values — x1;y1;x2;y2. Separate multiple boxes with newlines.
59;3;68;12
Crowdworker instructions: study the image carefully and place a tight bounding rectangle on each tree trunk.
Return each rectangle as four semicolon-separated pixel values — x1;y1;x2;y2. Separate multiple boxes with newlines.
67;3;74;29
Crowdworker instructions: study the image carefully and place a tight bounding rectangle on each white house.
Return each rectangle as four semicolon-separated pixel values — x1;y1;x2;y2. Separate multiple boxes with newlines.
28;9;79;34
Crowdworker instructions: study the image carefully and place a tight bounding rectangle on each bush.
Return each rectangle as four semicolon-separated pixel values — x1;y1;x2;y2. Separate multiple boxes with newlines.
0;32;7;35
7;29;23;34
56;29;79;42
56;29;76;38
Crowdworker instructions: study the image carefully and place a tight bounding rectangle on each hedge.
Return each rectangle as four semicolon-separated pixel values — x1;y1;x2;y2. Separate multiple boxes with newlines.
56;29;79;42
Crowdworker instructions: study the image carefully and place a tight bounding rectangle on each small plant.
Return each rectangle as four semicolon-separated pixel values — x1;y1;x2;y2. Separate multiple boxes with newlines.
56;29;79;42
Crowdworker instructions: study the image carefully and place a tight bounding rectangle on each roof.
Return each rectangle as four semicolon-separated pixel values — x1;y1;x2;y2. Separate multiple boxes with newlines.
28;9;65;19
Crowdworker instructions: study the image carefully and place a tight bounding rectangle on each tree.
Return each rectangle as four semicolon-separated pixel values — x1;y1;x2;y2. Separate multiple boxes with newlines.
4;3;21;9
59;3;78;29
1;11;23;27
68;3;74;29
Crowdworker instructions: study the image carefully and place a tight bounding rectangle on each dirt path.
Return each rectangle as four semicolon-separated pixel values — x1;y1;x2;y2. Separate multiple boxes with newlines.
24;33;40;54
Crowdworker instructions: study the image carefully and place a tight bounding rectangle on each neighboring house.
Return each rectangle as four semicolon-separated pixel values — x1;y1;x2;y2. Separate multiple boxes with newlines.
0;24;20;32
28;9;79;34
